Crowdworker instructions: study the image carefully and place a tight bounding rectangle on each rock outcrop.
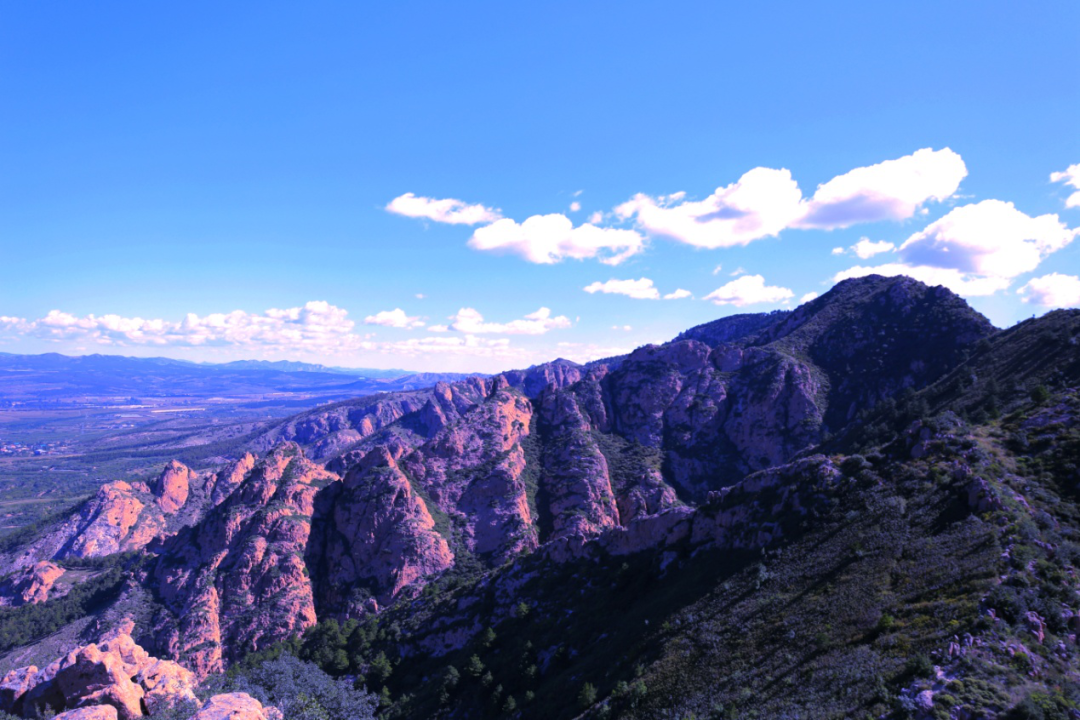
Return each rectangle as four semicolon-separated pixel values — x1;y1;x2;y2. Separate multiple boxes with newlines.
191;693;282;720
309;447;453;618
153;444;335;677
153;461;194;514
1;626;195;719
0;560;65;607
0;460;224;572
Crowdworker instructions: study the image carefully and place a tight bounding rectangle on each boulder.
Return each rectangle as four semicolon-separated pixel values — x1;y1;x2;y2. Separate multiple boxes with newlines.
0;665;37;714
54;706;120;720
192;693;283;720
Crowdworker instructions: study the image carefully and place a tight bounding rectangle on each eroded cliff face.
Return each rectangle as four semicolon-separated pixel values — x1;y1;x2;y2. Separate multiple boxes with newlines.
0;623;199;720
308;448;453;618
152;445;335;678
0;561;65;607
0;460;222;573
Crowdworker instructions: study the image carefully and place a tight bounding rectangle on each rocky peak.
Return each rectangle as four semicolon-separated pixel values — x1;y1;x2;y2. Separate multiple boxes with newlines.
153;461;194;514
152;444;335;677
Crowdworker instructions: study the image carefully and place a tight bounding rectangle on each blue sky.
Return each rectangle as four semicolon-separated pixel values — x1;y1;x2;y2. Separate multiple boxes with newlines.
2;1;1078;372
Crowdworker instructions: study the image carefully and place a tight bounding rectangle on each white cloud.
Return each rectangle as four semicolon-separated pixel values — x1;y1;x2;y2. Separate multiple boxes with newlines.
663;288;692;300
570;201;581;212
797;148;967;229
729;267;747;277
386;193;501;225
831;200;1079;298
851;238;896;259
427;324;449;332
1051;164;1080;208
611;325;633;331
375;334;527;360
831;263;1011;297
0;316;30;331
831;247;845;256
614;168;805;248
1018;273;1080;308
711;264;723;275
363;308;425;329
449;307;572;335
5;302;365;354
468;214;644;265
613;148;965;250
415;293;426;300
799;292;819;304
703;275;794;307
583;278;661;300
898;199;1077;279
588;211;604;224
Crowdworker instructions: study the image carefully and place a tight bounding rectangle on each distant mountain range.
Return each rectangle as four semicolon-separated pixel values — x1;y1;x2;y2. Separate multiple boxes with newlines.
0;352;479;403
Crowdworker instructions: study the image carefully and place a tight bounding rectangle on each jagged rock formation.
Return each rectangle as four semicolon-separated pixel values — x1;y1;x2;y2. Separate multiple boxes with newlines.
0;624;197;719
0;561;65;607
152;445;335;677
0;458;256;573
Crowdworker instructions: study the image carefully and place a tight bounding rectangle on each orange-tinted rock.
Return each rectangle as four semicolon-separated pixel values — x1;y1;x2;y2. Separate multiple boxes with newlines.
54;706;120;720
155;444;333;677
0;665;37;714
310;447;453;617
49;644;145;720
135;658;198;714
192;692;282;720
209;453;256;507
11;628;202;719
0;560;65;606
154;460;195;514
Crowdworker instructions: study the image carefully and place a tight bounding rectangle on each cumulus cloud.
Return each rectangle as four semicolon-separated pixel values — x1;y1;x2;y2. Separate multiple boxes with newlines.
898;200;1077;278
386;193;501;225
664;288;692;300
449;307;572;335
612;148;965;250
363;308;425;329
583;278;661;300
831;247;845;256
799;292;819;304
0;316;30;331
3;302;364;353
1018;273;1080;308
374;334;525;360
832;200;1079;297
703;275;794;307
1051;164;1080;208
851;238;896;259
614;168;805;248
570;201;581;212
468;214;644;265
427;324;449;332
797;148;967;229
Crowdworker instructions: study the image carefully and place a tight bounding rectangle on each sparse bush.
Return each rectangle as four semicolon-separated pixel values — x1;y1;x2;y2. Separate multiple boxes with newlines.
229;653;378;720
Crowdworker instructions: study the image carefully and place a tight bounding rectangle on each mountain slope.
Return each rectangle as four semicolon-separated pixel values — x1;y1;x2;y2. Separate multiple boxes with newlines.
11;275;1080;720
